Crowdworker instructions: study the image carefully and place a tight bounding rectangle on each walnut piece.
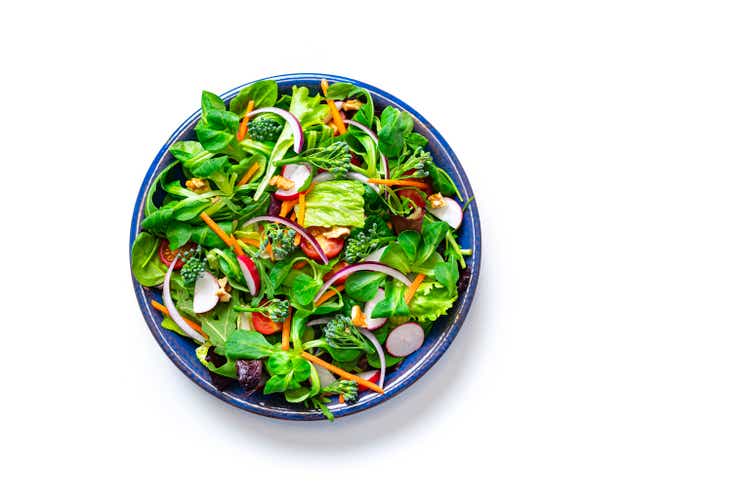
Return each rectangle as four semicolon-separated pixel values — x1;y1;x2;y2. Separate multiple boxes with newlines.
320;226;351;239
427;192;447;209
351;305;367;328
342;99;363;111
269;175;295;191
186;178;209;193
215;277;232;302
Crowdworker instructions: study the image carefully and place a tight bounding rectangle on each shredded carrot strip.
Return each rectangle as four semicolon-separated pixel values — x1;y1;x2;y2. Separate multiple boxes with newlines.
279;199;297;218
238;237;260;248
150;300;207;338
321;79;347;135
301;352;384;394
289;212;297;222
314;284;345;307
367;178;431;190
281;310;292;351
266;243;274;262
339;394;345;404
200;212;245;256
404;273;426;304
297;193;306;226
237;161;259;186
236;99;255;141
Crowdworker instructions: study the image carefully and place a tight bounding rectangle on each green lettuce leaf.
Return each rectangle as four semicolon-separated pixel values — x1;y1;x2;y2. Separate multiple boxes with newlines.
408;281;458;322
303;180;365;228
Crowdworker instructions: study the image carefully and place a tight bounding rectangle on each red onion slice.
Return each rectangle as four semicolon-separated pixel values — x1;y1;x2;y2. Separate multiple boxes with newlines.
246;107;304;153
163;258;205;343
306;317;333;327
343;119;389;178
241;215;328;264
358;327;386;389
312;172;333;184
313;262;412;304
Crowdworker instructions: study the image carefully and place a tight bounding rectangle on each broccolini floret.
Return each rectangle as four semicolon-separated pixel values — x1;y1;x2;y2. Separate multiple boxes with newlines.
323;314;372;351
180;248;206;285
247;118;283;142
392;146;432;179
234;298;290;323
343;216;395;263
278;141;351;177
322;379;359;404
258;224;296;260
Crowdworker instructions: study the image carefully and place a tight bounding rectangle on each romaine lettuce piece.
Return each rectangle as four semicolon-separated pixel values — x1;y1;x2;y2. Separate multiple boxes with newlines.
303;180;365;228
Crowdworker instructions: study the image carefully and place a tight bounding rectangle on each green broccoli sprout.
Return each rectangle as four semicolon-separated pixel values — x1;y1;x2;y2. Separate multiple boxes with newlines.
343;216;395;263
258;224;296;260
323;314;373;351
393;146;432;179
277;141;352;177
322;379;359;404
234;297;290;323
180;248;206;285
247;117;283;142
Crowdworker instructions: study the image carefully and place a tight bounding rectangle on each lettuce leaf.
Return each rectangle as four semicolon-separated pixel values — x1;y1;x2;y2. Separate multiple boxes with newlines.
408;281;458;322
303;180;365;228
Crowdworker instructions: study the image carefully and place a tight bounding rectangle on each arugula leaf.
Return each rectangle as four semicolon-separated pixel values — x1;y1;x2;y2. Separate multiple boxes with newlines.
378;106;414;158
229;80;278;113
130;232;166;286
200;295;239;353
225;329;277;360
345;271;385;302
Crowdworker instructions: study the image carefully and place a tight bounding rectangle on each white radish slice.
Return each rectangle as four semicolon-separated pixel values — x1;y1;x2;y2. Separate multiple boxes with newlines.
312;172;333;184
163;258;204;343
236;255;260;296
386;322;425;357
427;196;463;229
193;271;220;314
356;369;381;393
362;288;387;330
364;246;387;262
274;163;311;200
314;365;337;388
238;312;251;330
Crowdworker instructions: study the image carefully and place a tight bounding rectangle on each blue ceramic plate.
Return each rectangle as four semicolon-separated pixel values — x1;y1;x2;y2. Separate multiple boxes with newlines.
130;73;481;420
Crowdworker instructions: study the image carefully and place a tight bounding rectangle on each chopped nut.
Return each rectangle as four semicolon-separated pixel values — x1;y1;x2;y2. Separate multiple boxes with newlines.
427;193;447;209
342;99;363;111
269;175;295;191
215;277;232;302
186;178;209;193
351;305;367;327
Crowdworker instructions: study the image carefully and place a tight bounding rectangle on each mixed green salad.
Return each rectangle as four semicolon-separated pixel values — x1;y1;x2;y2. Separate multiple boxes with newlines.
131;78;473;420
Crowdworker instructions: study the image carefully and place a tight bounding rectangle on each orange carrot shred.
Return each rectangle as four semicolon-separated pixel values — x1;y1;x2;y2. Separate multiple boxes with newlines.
301;352;384;394
237;161;259;186
200;212;245;256
367;178;431;190
404;273;426;304
321;79;347;135
314;284;345;307
236;99;255;141
281;310;292;351
150;300;206;338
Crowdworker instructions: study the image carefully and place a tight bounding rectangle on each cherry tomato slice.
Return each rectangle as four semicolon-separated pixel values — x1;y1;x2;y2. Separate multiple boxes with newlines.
158;240;195;270
300;236;345;262
323;261;349;285
398;188;426;210
252;312;282;335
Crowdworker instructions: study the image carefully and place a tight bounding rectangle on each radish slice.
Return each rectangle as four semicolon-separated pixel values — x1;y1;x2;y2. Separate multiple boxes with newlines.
238;312;251;330
314;365;337;387
193;271;220;313
312;172;333;184
362;288;387;330
245;107;304;153
355;369;381;393
236;255;260;296
364;246;387;262
386;323;424;357
427;196;463;229
163;258;204;343
343;119;389;178
358;328;386;389
313;262;412;304
274;163;311;200
241;215;328;264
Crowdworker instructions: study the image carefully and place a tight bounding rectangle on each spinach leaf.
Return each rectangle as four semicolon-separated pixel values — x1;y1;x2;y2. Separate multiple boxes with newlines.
371;279;410;318
131;232;166;286
225;329;276;360
290;273;321;307
397;230;421;262
345;271;385;302
324;82;357;100
201;91;225;121
380;242;411;274
427;162;462;200
141;205;175;235
166;221;192;249
378;106;414;158
229;80;278;113
190;221;232;248
405;132;429;149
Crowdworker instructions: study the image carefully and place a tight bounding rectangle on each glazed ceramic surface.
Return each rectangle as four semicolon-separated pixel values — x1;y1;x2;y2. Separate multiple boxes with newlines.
130;73;482;420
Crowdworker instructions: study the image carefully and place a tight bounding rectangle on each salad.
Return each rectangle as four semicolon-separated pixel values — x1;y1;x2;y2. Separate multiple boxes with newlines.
131;78;473;420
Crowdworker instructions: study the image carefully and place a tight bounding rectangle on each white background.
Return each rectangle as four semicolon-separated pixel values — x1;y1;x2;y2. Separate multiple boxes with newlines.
2;1;749;498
